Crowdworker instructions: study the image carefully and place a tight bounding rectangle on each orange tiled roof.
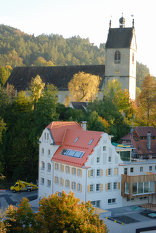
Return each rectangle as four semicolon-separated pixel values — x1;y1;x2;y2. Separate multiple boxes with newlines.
47;121;103;167
47;121;81;145
121;127;156;155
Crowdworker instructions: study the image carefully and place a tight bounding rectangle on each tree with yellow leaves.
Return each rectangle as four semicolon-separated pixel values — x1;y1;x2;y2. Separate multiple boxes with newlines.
68;72;101;102
2;192;107;233
30;75;45;102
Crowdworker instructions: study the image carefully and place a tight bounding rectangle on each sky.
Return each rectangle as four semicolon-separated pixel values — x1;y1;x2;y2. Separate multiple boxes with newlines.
0;0;156;76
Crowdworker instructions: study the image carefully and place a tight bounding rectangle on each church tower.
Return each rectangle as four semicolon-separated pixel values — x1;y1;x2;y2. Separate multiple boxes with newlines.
105;16;137;100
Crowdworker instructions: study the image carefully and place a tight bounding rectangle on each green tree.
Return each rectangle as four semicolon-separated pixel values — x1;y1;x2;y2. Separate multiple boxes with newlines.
136;74;156;126
68;72;101;102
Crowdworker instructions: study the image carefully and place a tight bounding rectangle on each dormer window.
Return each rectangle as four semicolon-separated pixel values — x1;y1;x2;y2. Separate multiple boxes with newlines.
74;137;79;143
88;139;94;145
114;50;121;64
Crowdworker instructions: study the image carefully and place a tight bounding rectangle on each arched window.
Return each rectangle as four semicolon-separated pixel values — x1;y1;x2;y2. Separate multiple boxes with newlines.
114;50;121;64
132;53;134;64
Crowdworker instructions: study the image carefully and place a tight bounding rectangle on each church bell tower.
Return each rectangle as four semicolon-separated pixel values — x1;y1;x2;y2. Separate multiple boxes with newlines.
105;16;137;100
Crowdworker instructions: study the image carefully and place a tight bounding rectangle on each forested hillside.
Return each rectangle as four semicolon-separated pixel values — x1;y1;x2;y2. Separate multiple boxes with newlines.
0;24;150;87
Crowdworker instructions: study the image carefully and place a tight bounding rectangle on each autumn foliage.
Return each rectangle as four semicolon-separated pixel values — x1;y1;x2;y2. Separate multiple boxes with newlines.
1;191;107;233
68;72;101;102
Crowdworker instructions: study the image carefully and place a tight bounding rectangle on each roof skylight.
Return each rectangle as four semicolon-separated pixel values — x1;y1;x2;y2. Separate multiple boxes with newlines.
74;137;79;143
88;139;94;145
61;149;84;158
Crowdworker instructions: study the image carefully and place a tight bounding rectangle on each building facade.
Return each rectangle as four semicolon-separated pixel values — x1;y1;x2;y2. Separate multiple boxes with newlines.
105;17;137;100
38;121;156;210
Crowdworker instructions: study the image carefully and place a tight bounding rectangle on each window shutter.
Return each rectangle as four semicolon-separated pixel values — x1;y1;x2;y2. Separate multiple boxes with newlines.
77;169;78;176
106;169;108;176
68;181;70;188
88;170;91;177
54;176;56;183
80;169;82;177
80;184;82;192
100;184;103;192
71;168;73;175
62;165;64;172
100;169;103;176
68;167;70;174
118;182;120;190
61;178;64;186
88;185;90;192
65;180;67;187
105;183;108;190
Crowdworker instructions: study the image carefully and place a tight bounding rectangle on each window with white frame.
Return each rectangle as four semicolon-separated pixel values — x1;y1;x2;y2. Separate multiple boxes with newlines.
97;157;100;163
130;167;134;173
124;168;127;175
60;178;64;186
54;176;59;184
47;179;51;187
47;163;51;172
149;166;152;171
113;182;117;190
77;168;82;176
97;169;100;176
77;183;82;192
108;156;112;162
106;183;111;190
72;167;76;175
108;198;116;204
48;149;50;157
65;179;70;188
89;184;94;192
140;167;143;172
47;133;49;140
41;148;44;156
90;169;94;177
41;161;45;170
65;166;70;174
71;182;76;190
103;146;106;151
96;184;100;191
41;177;44;185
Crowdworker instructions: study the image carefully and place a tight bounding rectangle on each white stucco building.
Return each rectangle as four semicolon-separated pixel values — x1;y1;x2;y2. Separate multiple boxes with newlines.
38;121;156;210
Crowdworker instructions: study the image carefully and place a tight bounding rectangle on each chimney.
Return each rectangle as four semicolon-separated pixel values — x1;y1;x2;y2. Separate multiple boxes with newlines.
80;121;87;131
147;132;151;150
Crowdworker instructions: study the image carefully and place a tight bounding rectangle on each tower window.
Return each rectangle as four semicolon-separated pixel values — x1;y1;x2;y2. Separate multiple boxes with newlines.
114;50;121;64
132;53;134;64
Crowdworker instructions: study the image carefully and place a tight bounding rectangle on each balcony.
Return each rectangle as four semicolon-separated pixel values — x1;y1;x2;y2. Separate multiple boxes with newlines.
121;173;156;198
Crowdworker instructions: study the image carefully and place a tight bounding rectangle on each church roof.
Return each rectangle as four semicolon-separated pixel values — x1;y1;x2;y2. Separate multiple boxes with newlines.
6;65;105;91
105;27;134;48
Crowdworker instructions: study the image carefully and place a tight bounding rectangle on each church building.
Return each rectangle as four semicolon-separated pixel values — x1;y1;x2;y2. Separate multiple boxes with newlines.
6;16;137;102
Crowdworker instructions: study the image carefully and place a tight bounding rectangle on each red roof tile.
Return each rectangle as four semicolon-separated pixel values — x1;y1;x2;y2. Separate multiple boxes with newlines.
135;126;156;137
121;127;156;155
47;121;103;167
47;121;81;145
